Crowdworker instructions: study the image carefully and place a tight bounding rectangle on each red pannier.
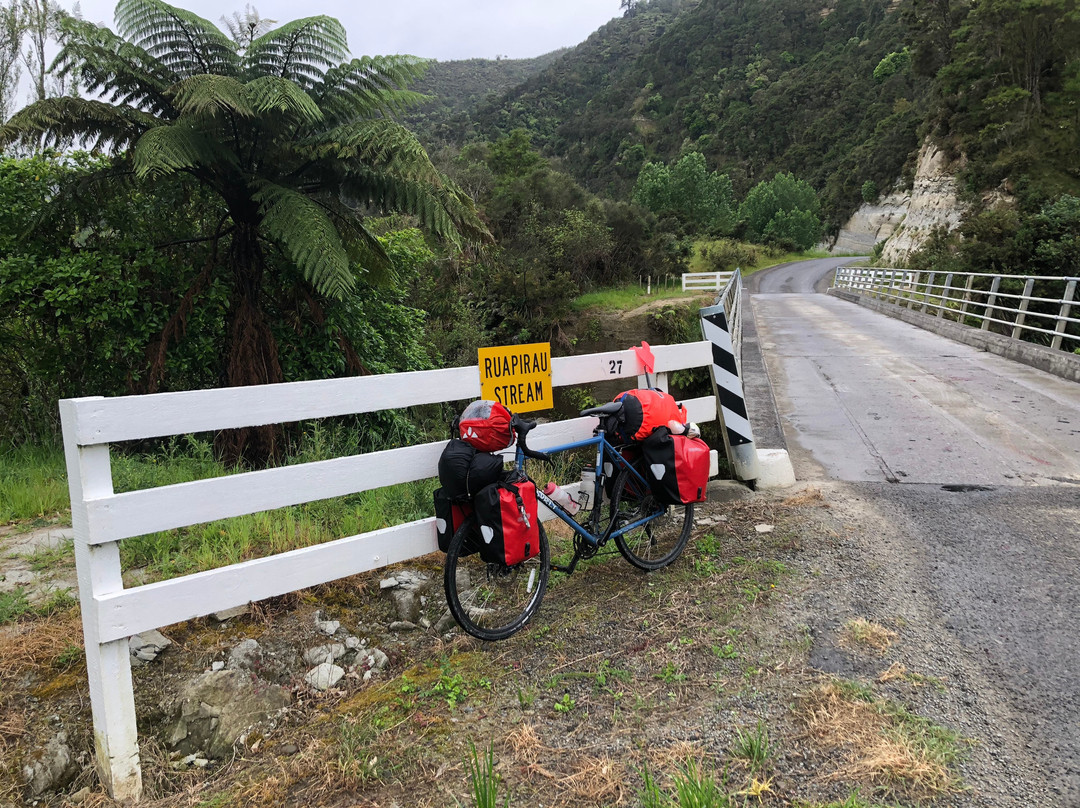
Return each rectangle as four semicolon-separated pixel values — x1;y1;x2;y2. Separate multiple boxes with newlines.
457;400;515;452
433;487;476;554
641;428;710;505
604;389;688;443
473;478;541;566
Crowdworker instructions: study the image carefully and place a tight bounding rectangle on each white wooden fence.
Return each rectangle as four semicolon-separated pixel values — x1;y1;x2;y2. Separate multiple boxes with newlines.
62;342;720;800
833;266;1080;352
682;271;736;291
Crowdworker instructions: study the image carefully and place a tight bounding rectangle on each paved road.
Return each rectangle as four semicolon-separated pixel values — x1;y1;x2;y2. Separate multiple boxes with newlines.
747;259;1080;803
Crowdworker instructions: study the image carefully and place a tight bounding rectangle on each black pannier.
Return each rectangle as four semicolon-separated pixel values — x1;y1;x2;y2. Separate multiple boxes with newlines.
437;439;505;500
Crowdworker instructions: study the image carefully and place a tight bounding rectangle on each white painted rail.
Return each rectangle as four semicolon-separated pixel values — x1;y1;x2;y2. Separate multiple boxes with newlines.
682;271;735;291
61;341;719;800
833;266;1080;352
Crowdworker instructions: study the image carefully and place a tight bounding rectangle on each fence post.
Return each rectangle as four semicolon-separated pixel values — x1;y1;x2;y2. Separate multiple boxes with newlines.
921;273;936;313
700;277;759;483
908;272;920;308
982;276;1001;330
960;274;975;320
1012;278;1036;340
60;401;143;801
939;273;953;318
1051;279;1077;351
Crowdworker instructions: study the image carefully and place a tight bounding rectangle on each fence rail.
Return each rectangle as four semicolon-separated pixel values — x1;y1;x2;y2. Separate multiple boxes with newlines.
683;271;735;292
833;267;1080;352
63;341;720;800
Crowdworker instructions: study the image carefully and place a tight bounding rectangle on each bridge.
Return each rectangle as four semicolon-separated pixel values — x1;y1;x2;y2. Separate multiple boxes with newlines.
744;257;1080;803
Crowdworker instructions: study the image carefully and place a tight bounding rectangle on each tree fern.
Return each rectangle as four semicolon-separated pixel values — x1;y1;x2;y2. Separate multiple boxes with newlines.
0;0;490;466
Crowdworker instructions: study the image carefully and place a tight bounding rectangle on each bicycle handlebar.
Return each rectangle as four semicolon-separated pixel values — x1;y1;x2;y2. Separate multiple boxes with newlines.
512;415;551;463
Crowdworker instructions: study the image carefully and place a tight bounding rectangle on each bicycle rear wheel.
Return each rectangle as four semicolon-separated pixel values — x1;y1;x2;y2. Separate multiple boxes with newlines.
610;469;694;571
443;519;550;641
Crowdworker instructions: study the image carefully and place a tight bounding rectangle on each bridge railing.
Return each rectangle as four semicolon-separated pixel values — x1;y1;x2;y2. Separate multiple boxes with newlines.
61;342;719;800
683;271;735;291
834;266;1079;352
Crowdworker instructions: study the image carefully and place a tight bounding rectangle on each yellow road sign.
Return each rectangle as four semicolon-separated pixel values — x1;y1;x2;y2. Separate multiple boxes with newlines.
478;342;552;413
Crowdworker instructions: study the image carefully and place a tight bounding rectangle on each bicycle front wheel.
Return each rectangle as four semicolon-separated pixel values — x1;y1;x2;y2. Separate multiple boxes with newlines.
443;520;550;641
610;469;694;571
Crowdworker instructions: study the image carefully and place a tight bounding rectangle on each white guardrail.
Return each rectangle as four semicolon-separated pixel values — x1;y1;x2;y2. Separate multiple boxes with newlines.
682;270;735;292
833;266;1079;352
62;342;720;800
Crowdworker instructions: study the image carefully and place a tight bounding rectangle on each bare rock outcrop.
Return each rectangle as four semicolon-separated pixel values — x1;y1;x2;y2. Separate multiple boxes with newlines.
833;140;967;264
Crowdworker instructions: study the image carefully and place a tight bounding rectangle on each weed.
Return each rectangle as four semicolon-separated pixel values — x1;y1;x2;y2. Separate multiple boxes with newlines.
657;661;687;684
34;588;76;617
640;766;665;808
735;775;773;802
463;741;509;808
712;643;739;660
337;718;380;783
517;688;536;710
645;758;730;807
696;533;723;556
53;643;83;670
24;539;73;571
0;588;30;624
732;720;771;771
554;693;576;713
595;659;631;690
432;667;469;709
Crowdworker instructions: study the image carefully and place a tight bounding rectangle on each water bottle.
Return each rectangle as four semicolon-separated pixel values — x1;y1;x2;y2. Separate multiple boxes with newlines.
578;466;597;510
543;481;580;515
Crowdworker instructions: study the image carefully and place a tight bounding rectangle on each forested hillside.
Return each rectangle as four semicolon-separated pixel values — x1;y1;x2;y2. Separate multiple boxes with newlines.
404;51;567;133
430;0;1079;236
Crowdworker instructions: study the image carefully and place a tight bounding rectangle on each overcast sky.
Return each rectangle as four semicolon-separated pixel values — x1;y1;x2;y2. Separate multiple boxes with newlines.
66;0;622;61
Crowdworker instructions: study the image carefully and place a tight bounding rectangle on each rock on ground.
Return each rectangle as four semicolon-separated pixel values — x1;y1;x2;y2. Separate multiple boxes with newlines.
167;670;290;759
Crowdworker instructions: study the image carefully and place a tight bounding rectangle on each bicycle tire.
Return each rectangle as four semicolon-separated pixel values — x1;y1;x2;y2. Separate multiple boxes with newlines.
443;518;550;641
610;469;694;571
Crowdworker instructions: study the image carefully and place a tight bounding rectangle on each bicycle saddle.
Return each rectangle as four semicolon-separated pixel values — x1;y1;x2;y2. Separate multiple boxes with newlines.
580;402;623;417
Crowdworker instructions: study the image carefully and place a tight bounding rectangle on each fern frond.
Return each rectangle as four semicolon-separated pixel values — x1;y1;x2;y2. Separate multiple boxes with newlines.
244;16;348;88
252;181;354;298
0;97;159;151
115;0;239;78
54;15;176;116
341;171;489;249
299;119;441;182
313;194;393;284
244;75;322;125
133;122;231;179
314;55;429;122
169;73;255;118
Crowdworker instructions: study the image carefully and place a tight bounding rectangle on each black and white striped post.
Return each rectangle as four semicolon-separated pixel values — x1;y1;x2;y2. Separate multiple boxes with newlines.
700;275;760;483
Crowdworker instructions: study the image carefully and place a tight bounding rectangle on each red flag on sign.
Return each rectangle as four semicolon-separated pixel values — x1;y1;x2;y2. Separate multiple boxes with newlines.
633;341;655;375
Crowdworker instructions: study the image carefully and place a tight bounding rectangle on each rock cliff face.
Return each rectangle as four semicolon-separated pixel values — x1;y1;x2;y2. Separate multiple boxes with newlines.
832;140;966;265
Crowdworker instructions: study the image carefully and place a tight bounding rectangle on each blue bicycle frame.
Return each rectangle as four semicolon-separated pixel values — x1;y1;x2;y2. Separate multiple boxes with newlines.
516;431;665;551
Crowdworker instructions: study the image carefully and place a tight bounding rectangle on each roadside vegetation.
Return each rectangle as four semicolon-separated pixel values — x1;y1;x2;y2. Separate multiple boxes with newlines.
0;492;970;806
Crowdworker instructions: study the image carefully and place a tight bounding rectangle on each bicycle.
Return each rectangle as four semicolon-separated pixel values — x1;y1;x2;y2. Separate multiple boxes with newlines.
442;405;696;641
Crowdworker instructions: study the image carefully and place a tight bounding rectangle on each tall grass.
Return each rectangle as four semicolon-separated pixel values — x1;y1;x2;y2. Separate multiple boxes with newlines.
4;428;444;585
0;444;68;523
572;286;696;311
